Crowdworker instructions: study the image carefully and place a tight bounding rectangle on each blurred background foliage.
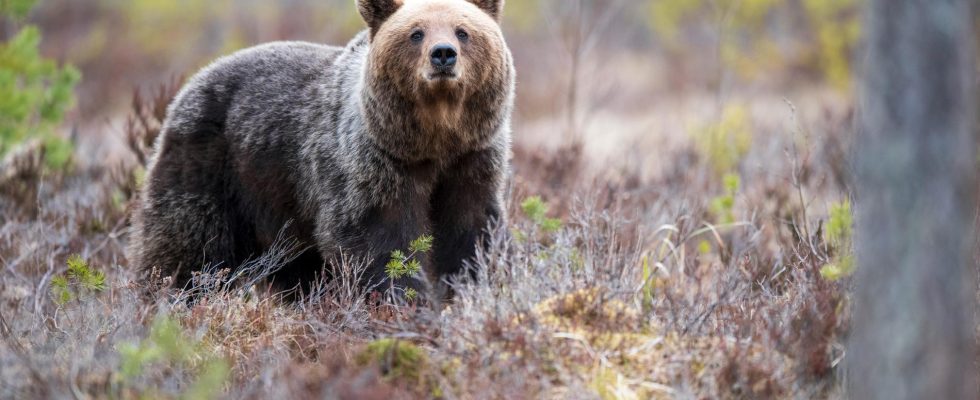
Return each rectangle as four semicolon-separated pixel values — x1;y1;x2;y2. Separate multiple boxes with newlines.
649;0;857;88
0;3;875;396
1;0;79;169
0;0;860;181
0;0;862;164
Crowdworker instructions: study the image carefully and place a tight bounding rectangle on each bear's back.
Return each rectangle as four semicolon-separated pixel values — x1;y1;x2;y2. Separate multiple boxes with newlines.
164;41;346;143
148;41;352;254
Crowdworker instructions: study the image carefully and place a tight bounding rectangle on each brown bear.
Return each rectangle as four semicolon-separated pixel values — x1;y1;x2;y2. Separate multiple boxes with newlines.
128;0;515;299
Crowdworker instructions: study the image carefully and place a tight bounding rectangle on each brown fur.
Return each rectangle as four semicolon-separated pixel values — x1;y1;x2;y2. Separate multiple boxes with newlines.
364;0;511;162
130;0;515;299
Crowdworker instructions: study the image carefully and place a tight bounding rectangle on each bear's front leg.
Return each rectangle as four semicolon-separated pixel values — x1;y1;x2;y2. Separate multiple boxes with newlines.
430;146;507;294
318;166;436;300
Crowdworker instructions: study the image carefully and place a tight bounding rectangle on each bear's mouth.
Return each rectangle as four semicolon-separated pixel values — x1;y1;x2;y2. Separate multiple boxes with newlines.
429;71;458;81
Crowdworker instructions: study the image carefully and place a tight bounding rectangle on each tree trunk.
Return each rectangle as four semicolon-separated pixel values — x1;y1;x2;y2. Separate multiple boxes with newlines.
850;0;977;399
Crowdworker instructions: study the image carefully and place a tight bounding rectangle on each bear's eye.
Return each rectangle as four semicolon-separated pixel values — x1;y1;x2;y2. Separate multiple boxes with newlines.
410;30;424;43
456;29;469;41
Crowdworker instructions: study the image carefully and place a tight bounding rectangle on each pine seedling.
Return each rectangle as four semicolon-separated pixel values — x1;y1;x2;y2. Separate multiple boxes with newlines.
385;234;432;279
521;196;562;233
50;254;106;305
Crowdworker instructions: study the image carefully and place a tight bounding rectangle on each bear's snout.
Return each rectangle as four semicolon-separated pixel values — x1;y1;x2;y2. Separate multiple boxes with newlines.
430;43;458;72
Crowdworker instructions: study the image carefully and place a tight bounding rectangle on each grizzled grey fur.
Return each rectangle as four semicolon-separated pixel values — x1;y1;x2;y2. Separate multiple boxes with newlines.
129;0;515;298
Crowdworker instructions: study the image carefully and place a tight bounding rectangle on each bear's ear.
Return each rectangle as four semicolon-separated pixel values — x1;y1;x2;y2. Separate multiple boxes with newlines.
468;0;505;21
357;0;403;34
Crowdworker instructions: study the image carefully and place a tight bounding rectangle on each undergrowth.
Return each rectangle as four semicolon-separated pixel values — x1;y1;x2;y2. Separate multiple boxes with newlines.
0;83;855;399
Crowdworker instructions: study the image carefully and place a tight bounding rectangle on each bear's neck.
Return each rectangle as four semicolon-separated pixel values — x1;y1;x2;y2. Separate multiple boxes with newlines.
360;80;503;164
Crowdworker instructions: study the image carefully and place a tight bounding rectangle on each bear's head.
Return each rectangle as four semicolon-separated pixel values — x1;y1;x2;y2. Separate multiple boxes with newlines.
357;0;514;161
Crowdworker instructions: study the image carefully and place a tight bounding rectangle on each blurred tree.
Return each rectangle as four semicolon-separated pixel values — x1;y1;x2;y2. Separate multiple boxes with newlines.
850;0;977;398
536;0;624;140
0;0;80;169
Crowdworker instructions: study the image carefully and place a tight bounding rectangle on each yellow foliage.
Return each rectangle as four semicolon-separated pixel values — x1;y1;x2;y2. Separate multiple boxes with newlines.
693;104;753;176
648;0;858;88
357;338;429;384
820;256;854;281
647;0;703;42
533;288;639;331
650;0;782;76
503;0;542;33
592;366;640;400
116;0;366;67
736;0;782;23
821;199;855;281
122;0;221;55
803;0;860;90
722;36;783;79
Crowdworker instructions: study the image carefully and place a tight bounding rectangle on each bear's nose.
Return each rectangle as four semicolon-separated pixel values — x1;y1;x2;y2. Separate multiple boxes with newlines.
430;44;458;69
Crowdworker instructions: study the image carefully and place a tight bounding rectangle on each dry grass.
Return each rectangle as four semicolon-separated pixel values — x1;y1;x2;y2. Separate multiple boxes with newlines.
0;81;854;399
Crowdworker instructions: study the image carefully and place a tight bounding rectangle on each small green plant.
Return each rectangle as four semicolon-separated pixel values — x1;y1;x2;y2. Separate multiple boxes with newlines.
694;105;753;177
591;366;637;400
802;0;860;90
709;173;741;224
824;199;852;247
118;316;230;398
640;256;654;310
50;254;106;305
697;240;712;254
357;338;428;384
385;235;433;300
0;0;36;19
386;234;433;280
409;234;433;254
820;200;854;281
521;196;562;233
118;317;183;378
184;358;231;400
819;258;853;281
0;0;81;169
386;250;421;280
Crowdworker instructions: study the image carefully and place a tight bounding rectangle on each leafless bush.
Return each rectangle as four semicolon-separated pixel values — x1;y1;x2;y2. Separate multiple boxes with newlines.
124;76;182;167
